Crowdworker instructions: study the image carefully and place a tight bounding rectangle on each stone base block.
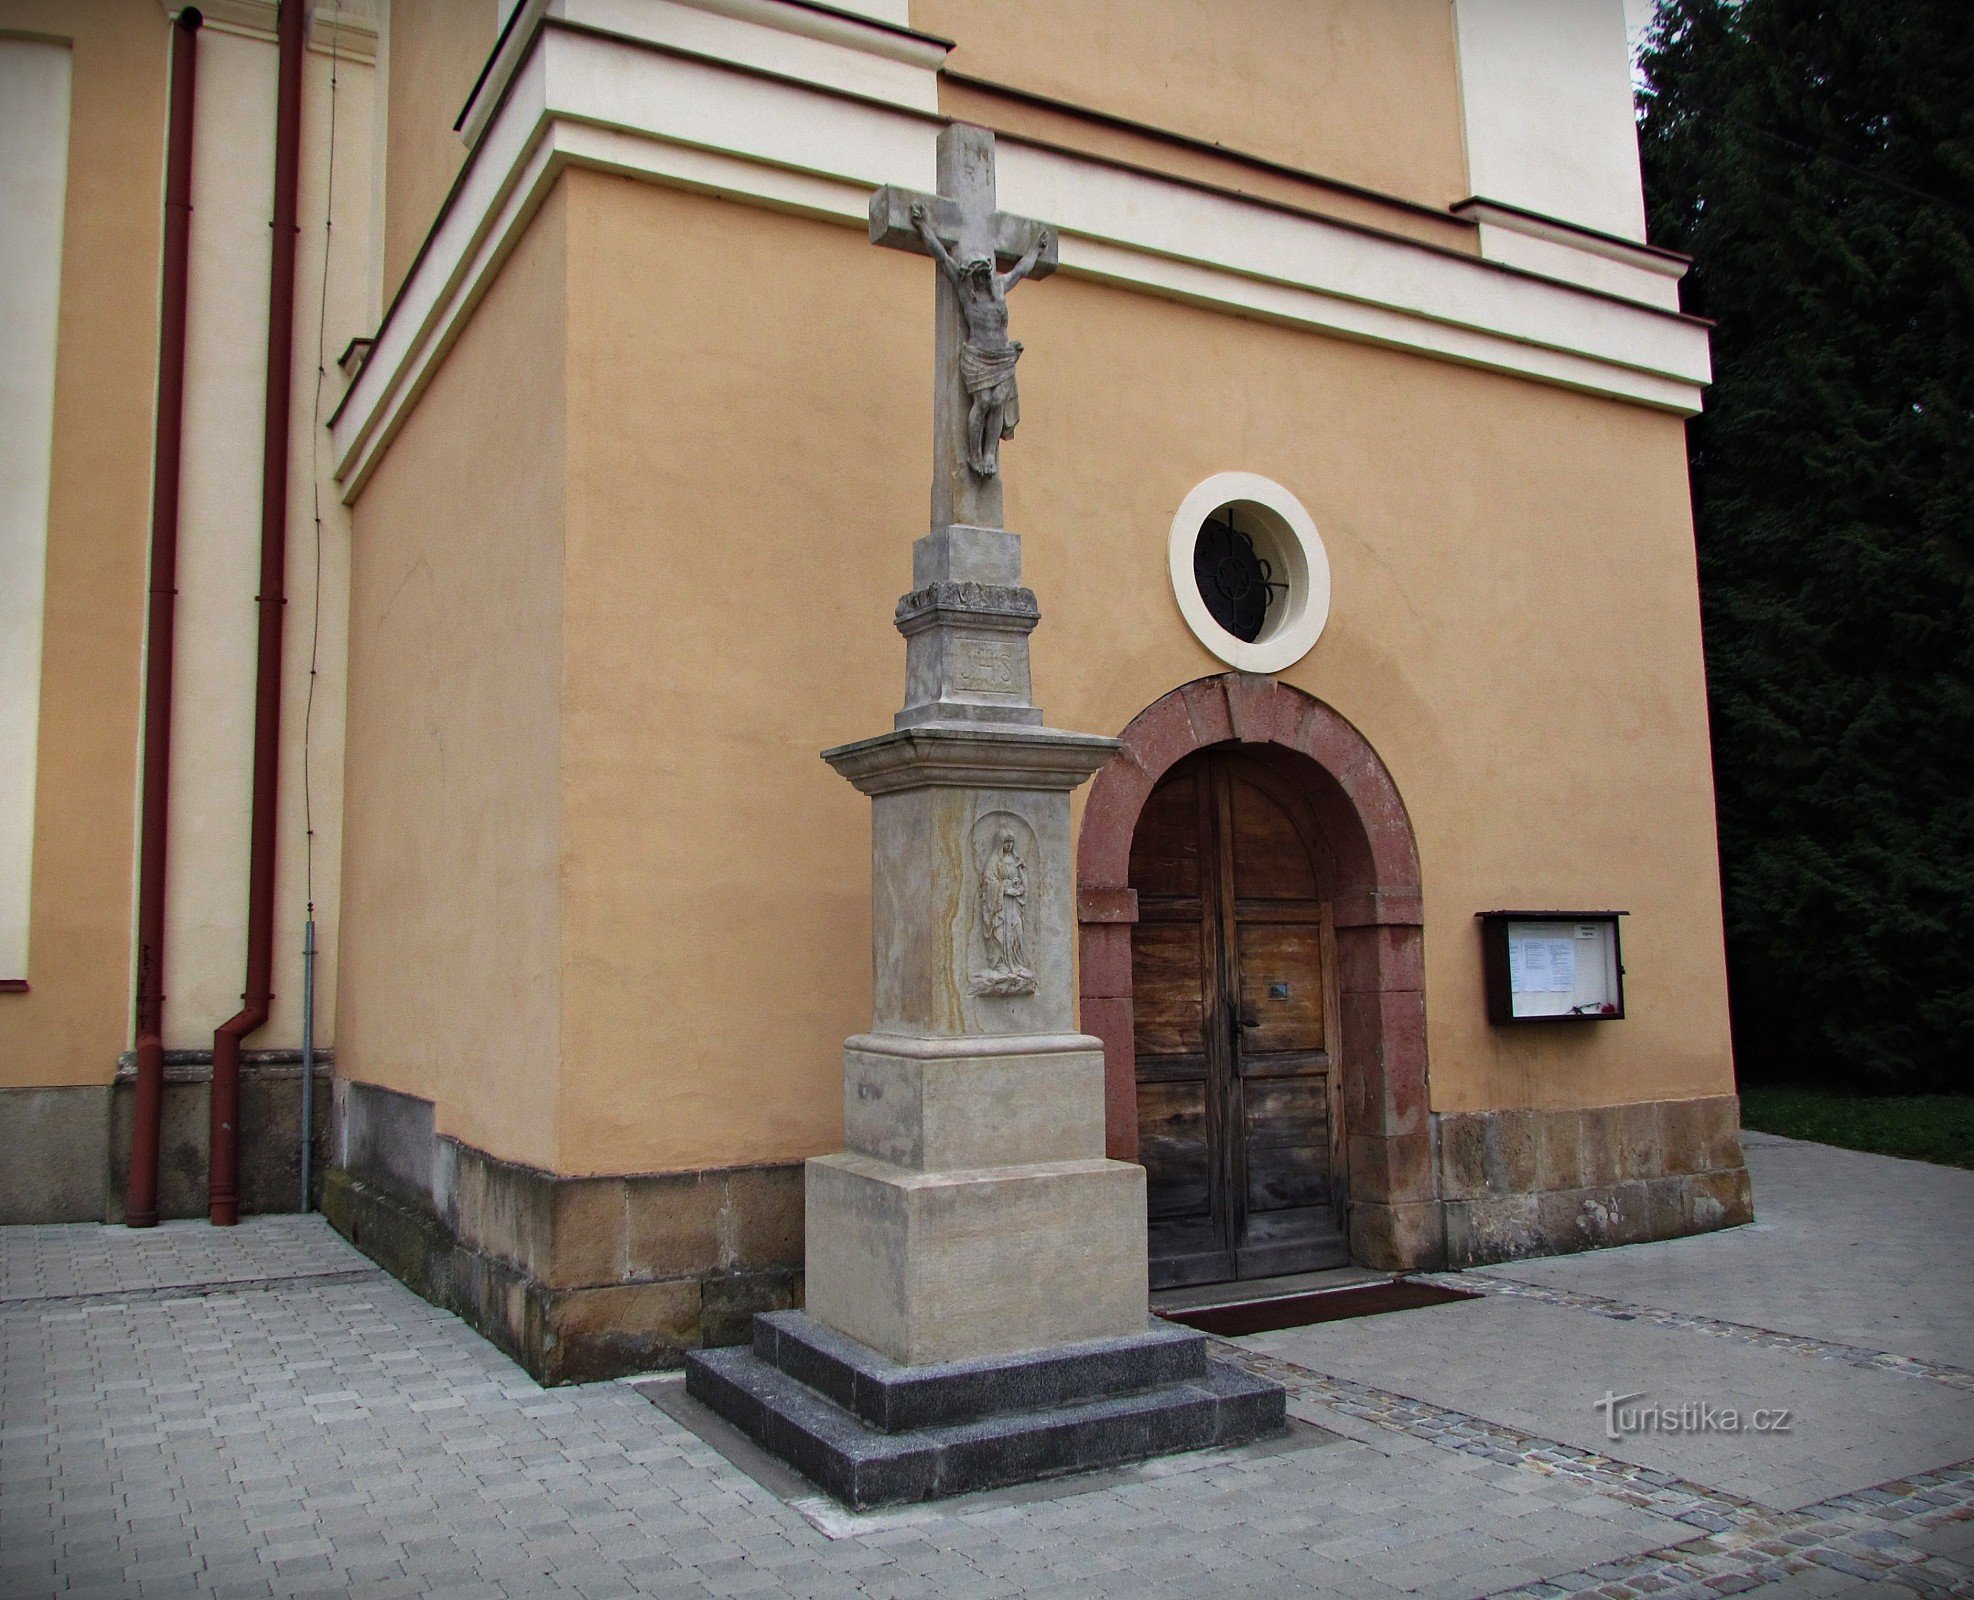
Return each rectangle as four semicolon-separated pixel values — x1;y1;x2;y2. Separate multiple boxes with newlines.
685;1310;1283;1509
842;1033;1106;1170
1348;1198;1447;1272
804;1151;1148;1366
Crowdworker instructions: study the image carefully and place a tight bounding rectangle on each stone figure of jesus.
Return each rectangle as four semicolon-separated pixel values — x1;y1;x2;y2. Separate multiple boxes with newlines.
975;831;1034;994
912;201;1050;480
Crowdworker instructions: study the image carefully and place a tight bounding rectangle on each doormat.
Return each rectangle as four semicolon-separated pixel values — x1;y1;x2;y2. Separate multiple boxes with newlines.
1157;1278;1480;1337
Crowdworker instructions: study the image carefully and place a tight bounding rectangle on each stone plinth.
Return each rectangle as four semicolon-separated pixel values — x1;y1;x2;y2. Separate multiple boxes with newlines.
686;1311;1284;1510
806;719;1151;1368
806;1151;1146;1366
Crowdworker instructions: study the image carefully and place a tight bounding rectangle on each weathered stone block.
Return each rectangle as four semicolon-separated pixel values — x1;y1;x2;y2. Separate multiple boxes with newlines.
1333;923;1424;996
1339;991;1427;1138
1437;1112;1492;1202
842;1034;1106;1171
1578;1106;1626;1189
725;1164;806;1269
1617;1099;1664;1182
546;1175;628;1289
624;1171;725;1281
448;1145;552;1279
1179;677;1234;746
1443;1193;1542;1266
1347;1132;1434;1205
539;1278;701;1384
0;1085;109;1224
1075;995;1137;1161
1699;1095;1747;1172
1076;921;1133;1000
1688;1164;1755;1230
1646;1171;1690;1239
1657;1096;1710;1177
1349;1198;1446;1271
1535;1109;1587;1192
700;1267;805;1349
1609;1179;1655;1245
804;1152;1147;1366
105;1062;330;1222
1223;673;1278;744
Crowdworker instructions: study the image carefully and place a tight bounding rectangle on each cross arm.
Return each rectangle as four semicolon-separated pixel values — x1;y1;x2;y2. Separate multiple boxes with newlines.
868;186;1059;280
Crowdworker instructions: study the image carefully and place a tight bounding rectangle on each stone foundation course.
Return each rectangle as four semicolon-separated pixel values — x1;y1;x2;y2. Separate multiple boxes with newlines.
323;1079;803;1385
1436;1094;1752;1266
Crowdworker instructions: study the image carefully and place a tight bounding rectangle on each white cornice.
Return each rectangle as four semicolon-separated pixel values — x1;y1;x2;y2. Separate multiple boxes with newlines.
456;0;948;149
1451;196;1687;311
330;21;1712;501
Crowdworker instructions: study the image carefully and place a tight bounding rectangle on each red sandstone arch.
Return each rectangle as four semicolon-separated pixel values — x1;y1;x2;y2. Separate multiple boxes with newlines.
1076;674;1442;1270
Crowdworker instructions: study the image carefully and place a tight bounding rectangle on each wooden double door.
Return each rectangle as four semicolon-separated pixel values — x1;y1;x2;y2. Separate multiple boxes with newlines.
1130;750;1348;1288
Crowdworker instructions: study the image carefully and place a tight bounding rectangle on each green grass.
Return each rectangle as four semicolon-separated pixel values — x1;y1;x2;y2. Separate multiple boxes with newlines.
1738;1087;1974;1171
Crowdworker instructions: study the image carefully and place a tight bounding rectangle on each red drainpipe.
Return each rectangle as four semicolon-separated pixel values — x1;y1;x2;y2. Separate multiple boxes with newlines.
127;6;203;1231
209;0;304;1225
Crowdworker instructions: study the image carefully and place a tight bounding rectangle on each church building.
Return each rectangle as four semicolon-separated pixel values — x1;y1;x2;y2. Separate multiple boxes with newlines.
0;0;1750;1386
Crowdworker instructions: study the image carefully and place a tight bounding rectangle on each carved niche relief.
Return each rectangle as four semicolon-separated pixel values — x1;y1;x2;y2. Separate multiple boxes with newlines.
969;810;1039;996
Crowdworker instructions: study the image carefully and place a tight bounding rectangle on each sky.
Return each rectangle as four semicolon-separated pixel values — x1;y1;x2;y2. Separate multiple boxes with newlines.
1623;0;1661;49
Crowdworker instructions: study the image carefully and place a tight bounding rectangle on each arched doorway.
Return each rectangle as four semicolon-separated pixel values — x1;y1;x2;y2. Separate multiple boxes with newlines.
1077;674;1442;1275
1131;748;1345;1286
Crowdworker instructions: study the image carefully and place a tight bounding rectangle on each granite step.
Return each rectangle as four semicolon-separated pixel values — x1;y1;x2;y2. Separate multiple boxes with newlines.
686;1338;1286;1509
749;1310;1209;1433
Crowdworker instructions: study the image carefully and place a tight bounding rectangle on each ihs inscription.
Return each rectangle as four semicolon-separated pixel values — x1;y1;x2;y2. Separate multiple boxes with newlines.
955;641;1021;694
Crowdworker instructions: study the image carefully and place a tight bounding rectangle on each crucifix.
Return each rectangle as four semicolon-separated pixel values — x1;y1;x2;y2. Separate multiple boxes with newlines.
685;123;1282;1507
871;124;1058;534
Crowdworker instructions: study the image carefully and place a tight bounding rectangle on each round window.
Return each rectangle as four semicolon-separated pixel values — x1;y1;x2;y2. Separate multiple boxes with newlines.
1167;473;1331;673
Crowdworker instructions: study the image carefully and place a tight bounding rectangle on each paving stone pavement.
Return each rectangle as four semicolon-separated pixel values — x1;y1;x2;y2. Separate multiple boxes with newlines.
1;1135;1969;1598
1412;1276;1974;1395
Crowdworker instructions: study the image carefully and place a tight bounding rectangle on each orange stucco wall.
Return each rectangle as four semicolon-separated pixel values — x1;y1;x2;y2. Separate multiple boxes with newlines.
335;182;568;1168
913;0;1470;209
340;170;1730;1177
381;0;496;304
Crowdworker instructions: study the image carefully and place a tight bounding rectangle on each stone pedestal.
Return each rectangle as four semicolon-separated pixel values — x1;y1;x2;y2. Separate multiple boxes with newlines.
685;517;1285;1501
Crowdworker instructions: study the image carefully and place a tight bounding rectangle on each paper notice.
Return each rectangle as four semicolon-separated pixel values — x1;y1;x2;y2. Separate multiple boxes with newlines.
1545;938;1575;993
1510;934;1577;994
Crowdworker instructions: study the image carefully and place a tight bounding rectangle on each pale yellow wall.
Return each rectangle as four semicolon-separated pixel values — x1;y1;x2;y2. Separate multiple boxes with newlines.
336;181;567;1168
165;30;371;1055
915;0;1470;211
0;2;164;1088
0;6;374;1091
381;0;495;303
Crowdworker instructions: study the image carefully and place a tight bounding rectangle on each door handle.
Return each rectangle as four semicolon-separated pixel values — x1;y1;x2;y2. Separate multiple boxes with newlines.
1236;1002;1259;1030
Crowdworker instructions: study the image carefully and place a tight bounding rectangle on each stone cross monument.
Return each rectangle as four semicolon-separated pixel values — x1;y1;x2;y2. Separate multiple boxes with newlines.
685;126;1283;1509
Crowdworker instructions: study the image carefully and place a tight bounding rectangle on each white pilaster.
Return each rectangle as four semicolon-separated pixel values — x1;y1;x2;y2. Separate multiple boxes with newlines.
1453;0;1650;241
0;40;73;983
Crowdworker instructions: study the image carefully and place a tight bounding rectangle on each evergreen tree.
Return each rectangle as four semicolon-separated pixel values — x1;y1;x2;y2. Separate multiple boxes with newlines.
1637;0;1974;1091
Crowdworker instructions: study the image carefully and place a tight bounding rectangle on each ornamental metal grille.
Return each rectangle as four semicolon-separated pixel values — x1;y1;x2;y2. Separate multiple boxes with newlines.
1193;510;1285;643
